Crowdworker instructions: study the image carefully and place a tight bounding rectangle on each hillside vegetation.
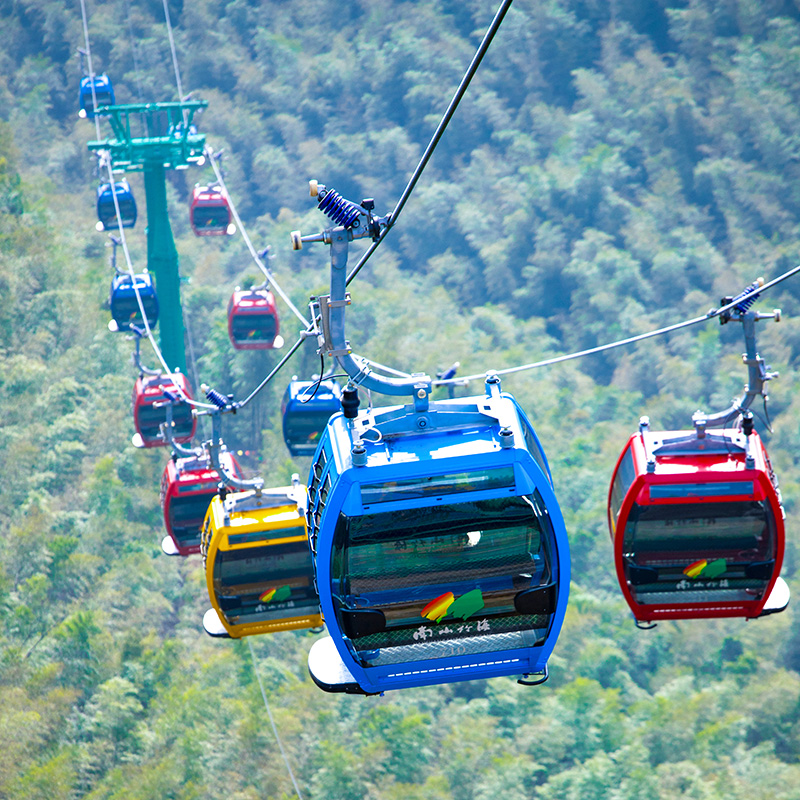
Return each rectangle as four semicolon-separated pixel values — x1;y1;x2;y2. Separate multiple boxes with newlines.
1;1;800;798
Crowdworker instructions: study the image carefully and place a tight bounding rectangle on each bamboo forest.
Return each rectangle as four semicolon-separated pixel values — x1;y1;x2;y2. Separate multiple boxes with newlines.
2;1;800;798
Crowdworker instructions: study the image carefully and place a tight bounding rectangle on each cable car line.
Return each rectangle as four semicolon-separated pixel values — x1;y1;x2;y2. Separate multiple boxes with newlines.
124;0;144;104
205;148;310;326
174;0;516;410
98;165;217;414
230;189;800;419
161;0;186;110
77;35;214;418
434;263;800;387
195;0;799;411
344;0;515;287
78;0;103;140
247;639;305;800
80;0;170;382
73;1;793;698
81;4;159;368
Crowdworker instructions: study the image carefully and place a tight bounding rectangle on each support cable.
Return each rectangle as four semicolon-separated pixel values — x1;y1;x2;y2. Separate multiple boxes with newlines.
78;0;103;143
239;333;308;408
124;0;145;103
205;148;309;325
246;638;304;800
162;0;185;103
80;1;161;375
345;0;515;288
435;264;800;386
182;303;212;435
229;0;515;407
100;156;217;411
79;2;191;401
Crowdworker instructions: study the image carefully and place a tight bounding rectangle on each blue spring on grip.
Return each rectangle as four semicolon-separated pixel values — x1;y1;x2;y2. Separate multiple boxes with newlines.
732;280;762;314
318;189;361;228
205;386;229;409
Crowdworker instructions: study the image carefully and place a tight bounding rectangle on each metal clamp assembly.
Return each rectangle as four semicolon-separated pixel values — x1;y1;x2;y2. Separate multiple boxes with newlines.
291;181;431;399
692;278;780;432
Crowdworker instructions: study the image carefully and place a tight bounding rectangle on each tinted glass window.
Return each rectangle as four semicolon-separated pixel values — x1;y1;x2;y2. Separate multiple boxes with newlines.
610;447;636;532
284;411;332;450
169;492;215;545
625;499;776;605
213;539;319;624
361;467;514;504
627;500;773;558
230;312;276;343
137;400;192;439
521;418;550;482
193;206;229;229
331;492;557;667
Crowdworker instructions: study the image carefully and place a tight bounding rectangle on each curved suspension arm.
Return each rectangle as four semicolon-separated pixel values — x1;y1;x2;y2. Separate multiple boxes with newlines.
130;326;161;376
203;410;263;494
158;401;199;457
327;231;431;397
694;308;779;431
293;186;431;399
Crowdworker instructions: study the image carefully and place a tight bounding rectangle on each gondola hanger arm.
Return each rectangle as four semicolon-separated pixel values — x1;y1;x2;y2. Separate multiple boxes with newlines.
291;183;430;399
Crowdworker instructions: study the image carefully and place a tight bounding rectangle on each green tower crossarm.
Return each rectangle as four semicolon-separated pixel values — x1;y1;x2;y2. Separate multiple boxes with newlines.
87;101;208;171
87;101;209;375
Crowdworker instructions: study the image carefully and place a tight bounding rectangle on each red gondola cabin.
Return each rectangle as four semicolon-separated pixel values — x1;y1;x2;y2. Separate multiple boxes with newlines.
160;452;240;556
227;288;280;350
190;185;232;236
608;422;788;624
132;373;196;448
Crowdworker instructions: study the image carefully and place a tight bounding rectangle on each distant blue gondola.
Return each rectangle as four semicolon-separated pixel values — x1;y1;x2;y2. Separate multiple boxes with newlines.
281;379;342;457
306;376;570;694
79;74;115;119
109;272;159;332
96;181;137;230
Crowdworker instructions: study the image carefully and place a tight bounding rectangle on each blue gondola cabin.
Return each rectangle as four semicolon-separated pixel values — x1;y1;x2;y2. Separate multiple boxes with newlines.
79;74;115;118
281;379;342;457
109;272;158;332
97;180;137;230
306;377;570;694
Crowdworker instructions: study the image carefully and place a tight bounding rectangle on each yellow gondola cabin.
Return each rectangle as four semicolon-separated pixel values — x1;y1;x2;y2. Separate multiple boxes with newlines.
201;481;323;638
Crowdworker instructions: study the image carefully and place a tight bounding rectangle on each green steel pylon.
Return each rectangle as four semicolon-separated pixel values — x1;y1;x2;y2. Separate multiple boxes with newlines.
88;101;208;375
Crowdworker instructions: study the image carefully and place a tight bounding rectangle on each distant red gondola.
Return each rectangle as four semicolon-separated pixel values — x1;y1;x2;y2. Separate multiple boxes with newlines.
190;185;233;236
227;288;280;350
608;419;788;624
132;373;196;448
160;452;240;556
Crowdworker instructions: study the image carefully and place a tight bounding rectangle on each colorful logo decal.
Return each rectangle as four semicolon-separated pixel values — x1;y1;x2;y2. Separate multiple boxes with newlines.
448;589;485;620
683;560;707;579
259;585;292;603
421;589;485;623
422;592;454;622
683;559;727;580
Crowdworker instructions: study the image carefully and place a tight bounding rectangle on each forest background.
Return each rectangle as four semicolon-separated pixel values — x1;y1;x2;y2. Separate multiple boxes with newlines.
1;0;800;798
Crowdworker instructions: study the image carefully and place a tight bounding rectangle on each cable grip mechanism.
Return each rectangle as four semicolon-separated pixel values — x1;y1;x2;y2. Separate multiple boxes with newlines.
315;293;352;358
290;181;389;250
201;383;237;414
